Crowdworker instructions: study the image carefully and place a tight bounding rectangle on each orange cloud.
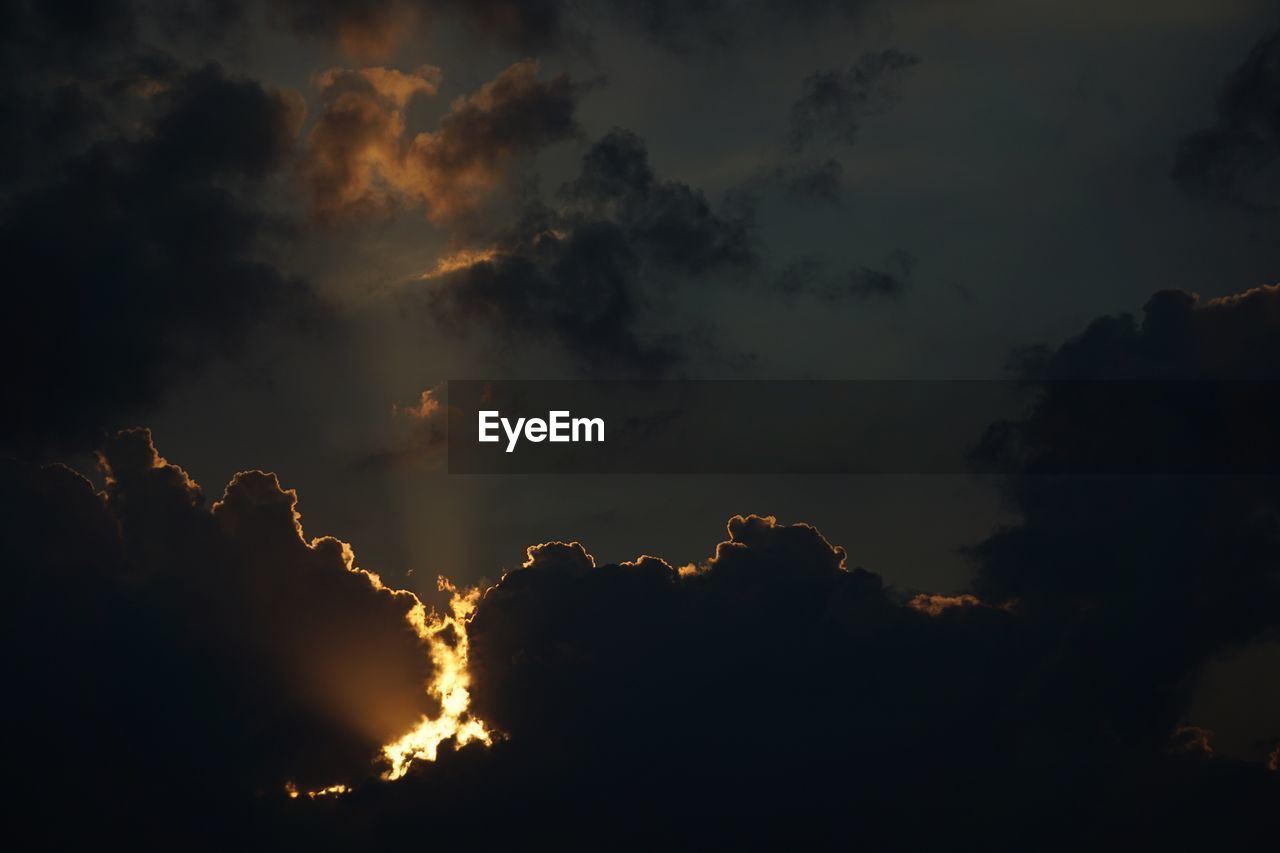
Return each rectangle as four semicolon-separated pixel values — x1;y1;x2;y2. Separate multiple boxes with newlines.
908;593;981;617
300;60;579;223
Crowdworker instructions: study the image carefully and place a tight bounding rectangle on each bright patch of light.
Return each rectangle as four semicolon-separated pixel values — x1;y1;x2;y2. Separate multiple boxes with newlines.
381;578;494;780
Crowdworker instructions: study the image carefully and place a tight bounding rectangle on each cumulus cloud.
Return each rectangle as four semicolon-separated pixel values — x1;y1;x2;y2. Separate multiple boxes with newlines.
300;59;580;223
360;286;1279;845
8;413;1279;845
403;505;1273;846
0;6;320;453
8;429;440;810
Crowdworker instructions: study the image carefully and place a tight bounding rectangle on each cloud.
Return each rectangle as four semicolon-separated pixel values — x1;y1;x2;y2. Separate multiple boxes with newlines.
365;387;450;467
264;0;878;57
789;49;920;151
0;23;320;452
407;505;1273;845
377;287;1280;843
267;0;576;56
5;428;468;829
300;59;580;223
969;285;1280;774
786;158;844;203
1172;27;1280;212
269;0;423;60
998;285;1280;381
317;64;444;107
267;0;578;56
417;128;757;373
7;427;500;838
841;248;914;300
8;419;1279;844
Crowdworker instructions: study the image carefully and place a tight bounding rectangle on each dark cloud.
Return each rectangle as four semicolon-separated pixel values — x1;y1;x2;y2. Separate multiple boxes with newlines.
382;509;1272;846
970;286;1280;764
8;396;1279;845
267;0;575;56
606;0;736;51
456;0;574;51
841;247;913;300
773;256;824;300
300;59;580;223
369;286;1278;845
418;129;757;374
789;49;920;151
5;4;1279;847
262;0;880;56
999;285;1280;381
0;5;320;454
5;429;443;843
1172;27;1280;211
786;158;844;203
267;0;422;59
567;128;757;274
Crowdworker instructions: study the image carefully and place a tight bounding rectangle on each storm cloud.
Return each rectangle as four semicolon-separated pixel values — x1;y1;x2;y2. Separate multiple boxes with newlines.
6;429;440;809
0;3;320;453
4;3;1280;849
9;333;1280;846
375;286;1279;845
418;128;757;373
267;0;575;56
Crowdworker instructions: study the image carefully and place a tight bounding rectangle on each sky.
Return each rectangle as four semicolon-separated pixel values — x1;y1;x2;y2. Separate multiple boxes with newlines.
3;0;1278;847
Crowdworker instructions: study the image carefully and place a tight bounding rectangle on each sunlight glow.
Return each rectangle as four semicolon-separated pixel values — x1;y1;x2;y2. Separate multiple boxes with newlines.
381;578;494;780
312;784;350;799
418;248;499;279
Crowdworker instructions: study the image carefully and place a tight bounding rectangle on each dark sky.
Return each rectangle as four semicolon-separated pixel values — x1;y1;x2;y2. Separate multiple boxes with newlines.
71;0;1279;593
3;1;1278;847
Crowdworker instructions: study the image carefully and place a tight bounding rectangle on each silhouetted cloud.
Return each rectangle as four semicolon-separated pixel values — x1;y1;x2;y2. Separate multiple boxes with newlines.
8;402;1278;846
378;286;1279;845
4;5;1279;849
0;4;320;453
1172;27;1280;211
841;248;914;300
398;507;1272;846
418;128;757;373
971;285;1280;769
6;429;439;832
